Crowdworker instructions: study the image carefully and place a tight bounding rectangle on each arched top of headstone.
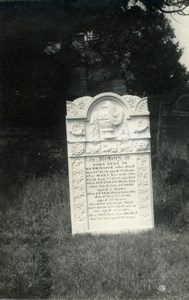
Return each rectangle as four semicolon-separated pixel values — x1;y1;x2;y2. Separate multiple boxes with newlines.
66;92;149;119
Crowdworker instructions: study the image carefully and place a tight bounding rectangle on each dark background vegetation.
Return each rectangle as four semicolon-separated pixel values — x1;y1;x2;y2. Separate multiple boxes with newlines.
1;0;189;298
0;0;188;128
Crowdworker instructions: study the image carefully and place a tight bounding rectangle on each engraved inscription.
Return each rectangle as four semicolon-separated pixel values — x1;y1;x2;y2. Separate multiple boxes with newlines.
86;155;139;228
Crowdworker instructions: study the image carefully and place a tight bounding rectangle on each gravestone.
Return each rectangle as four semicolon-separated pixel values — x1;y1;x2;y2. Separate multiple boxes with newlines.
66;92;154;234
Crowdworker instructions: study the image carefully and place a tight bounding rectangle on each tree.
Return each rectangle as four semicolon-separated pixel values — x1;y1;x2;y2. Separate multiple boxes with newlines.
0;1;188;127
83;8;188;95
54;0;189;15
138;0;189;14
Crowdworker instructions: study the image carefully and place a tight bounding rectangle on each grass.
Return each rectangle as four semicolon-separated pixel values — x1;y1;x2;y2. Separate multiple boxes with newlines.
0;171;189;299
1;135;189;299
50;228;189;300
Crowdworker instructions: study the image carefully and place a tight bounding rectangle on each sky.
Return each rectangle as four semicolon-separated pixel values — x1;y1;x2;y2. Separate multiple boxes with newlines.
169;13;189;70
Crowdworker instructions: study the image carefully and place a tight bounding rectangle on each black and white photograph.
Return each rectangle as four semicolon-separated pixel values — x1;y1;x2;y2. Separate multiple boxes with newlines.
1;0;189;299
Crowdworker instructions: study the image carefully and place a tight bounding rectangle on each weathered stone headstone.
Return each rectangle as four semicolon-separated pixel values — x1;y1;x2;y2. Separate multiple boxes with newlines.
66;92;154;234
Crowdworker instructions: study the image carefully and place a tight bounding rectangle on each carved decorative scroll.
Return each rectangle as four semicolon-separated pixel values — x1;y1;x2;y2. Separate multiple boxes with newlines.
135;98;148;113
137;155;151;224
122;95;149;115
67;96;93;118
69;123;85;136
67;102;78;117
72;158;87;222
70;140;150;156
71;143;85;156
67;93;149;119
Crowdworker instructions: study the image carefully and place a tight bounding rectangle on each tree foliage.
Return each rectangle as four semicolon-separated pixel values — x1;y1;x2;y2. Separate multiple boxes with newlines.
83;8;188;95
137;0;189;14
0;1;188;127
54;0;189;14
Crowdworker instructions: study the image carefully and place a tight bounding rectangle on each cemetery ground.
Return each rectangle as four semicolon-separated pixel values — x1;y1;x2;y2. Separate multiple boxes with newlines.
1;131;189;299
